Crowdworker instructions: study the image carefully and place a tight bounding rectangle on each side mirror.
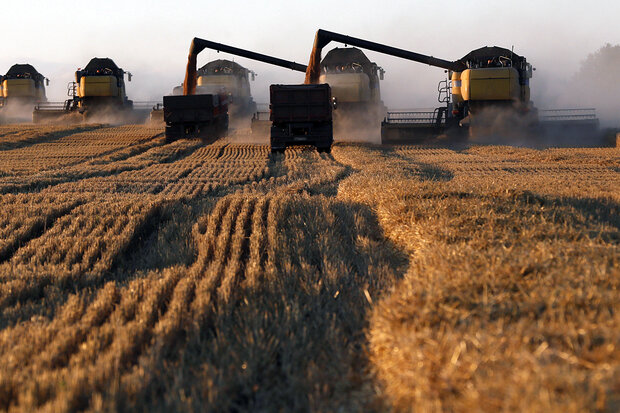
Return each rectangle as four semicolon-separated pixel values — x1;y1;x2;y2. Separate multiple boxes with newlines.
526;64;534;78
332;96;338;110
250;71;256;81
46;78;50;86
127;72;132;82
379;67;385;81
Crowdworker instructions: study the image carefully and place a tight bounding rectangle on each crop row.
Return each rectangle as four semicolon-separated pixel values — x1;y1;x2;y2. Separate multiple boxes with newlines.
0;125;163;176
0;196;162;318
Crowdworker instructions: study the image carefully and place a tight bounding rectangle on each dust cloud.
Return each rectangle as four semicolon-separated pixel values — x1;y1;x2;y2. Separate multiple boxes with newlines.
332;107;383;144
0;101;37;123
565;44;620;128
224;129;270;145
30;105;151;127
466;105;606;148
81;106;149;125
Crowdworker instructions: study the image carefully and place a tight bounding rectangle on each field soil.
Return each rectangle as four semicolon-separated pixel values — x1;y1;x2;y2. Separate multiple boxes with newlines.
0;124;618;412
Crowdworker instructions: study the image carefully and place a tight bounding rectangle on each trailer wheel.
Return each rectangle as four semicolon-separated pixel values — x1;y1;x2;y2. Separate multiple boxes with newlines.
165;124;183;143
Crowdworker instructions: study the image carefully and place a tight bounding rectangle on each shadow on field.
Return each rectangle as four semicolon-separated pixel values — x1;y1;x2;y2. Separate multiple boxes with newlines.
0;125;104;151
126;195;409;411
366;188;620;411
415;162;454;182
110;197;216;276
384;146;455;182
515;191;620;241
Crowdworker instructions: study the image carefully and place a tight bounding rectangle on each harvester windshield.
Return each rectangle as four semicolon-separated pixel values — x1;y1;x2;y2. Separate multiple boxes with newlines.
460;46;531;75
197;59;253;98
5;64;45;81
321;48;371;74
199;60;248;76
80;58;124;77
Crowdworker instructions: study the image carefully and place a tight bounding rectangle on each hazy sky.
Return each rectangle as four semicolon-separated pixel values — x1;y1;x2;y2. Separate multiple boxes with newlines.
3;0;619;108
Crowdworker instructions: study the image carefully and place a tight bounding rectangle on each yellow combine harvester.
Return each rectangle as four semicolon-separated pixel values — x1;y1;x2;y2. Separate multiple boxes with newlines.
33;57;139;123
306;29;599;144
0;64;49;121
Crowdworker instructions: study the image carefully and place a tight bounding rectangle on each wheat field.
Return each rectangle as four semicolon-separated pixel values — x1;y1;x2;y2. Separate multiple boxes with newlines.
0;123;618;412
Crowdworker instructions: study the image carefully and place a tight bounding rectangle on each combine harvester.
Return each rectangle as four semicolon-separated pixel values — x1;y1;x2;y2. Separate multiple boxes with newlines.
33;58;154;123
316;47;387;139
0;64;49;122
151;59;258;126
196;60;257;123
165;37;335;153
305;29;600;145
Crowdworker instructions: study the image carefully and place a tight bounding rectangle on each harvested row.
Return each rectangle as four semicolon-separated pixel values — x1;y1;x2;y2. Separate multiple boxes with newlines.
0;142;386;411
0;195;256;410
0;196;163;319
39;143;268;197
0;137;206;196
0;125;163;177
16;192;405;412
396;145;620;169
0;124;104;151
394;145;620;200
249;148;349;195
156;144;268;193
0;268;183;411
105;193;406;411
0;193;88;263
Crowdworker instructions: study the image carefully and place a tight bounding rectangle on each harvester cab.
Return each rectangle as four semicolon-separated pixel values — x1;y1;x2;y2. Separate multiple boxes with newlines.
0;64;48;112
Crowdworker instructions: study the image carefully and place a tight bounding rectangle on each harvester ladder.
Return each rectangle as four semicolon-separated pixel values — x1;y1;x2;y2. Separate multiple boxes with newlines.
437;76;451;104
67;82;77;98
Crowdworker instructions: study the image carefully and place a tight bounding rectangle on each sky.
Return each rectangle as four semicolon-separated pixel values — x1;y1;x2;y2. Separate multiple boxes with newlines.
2;0;619;110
